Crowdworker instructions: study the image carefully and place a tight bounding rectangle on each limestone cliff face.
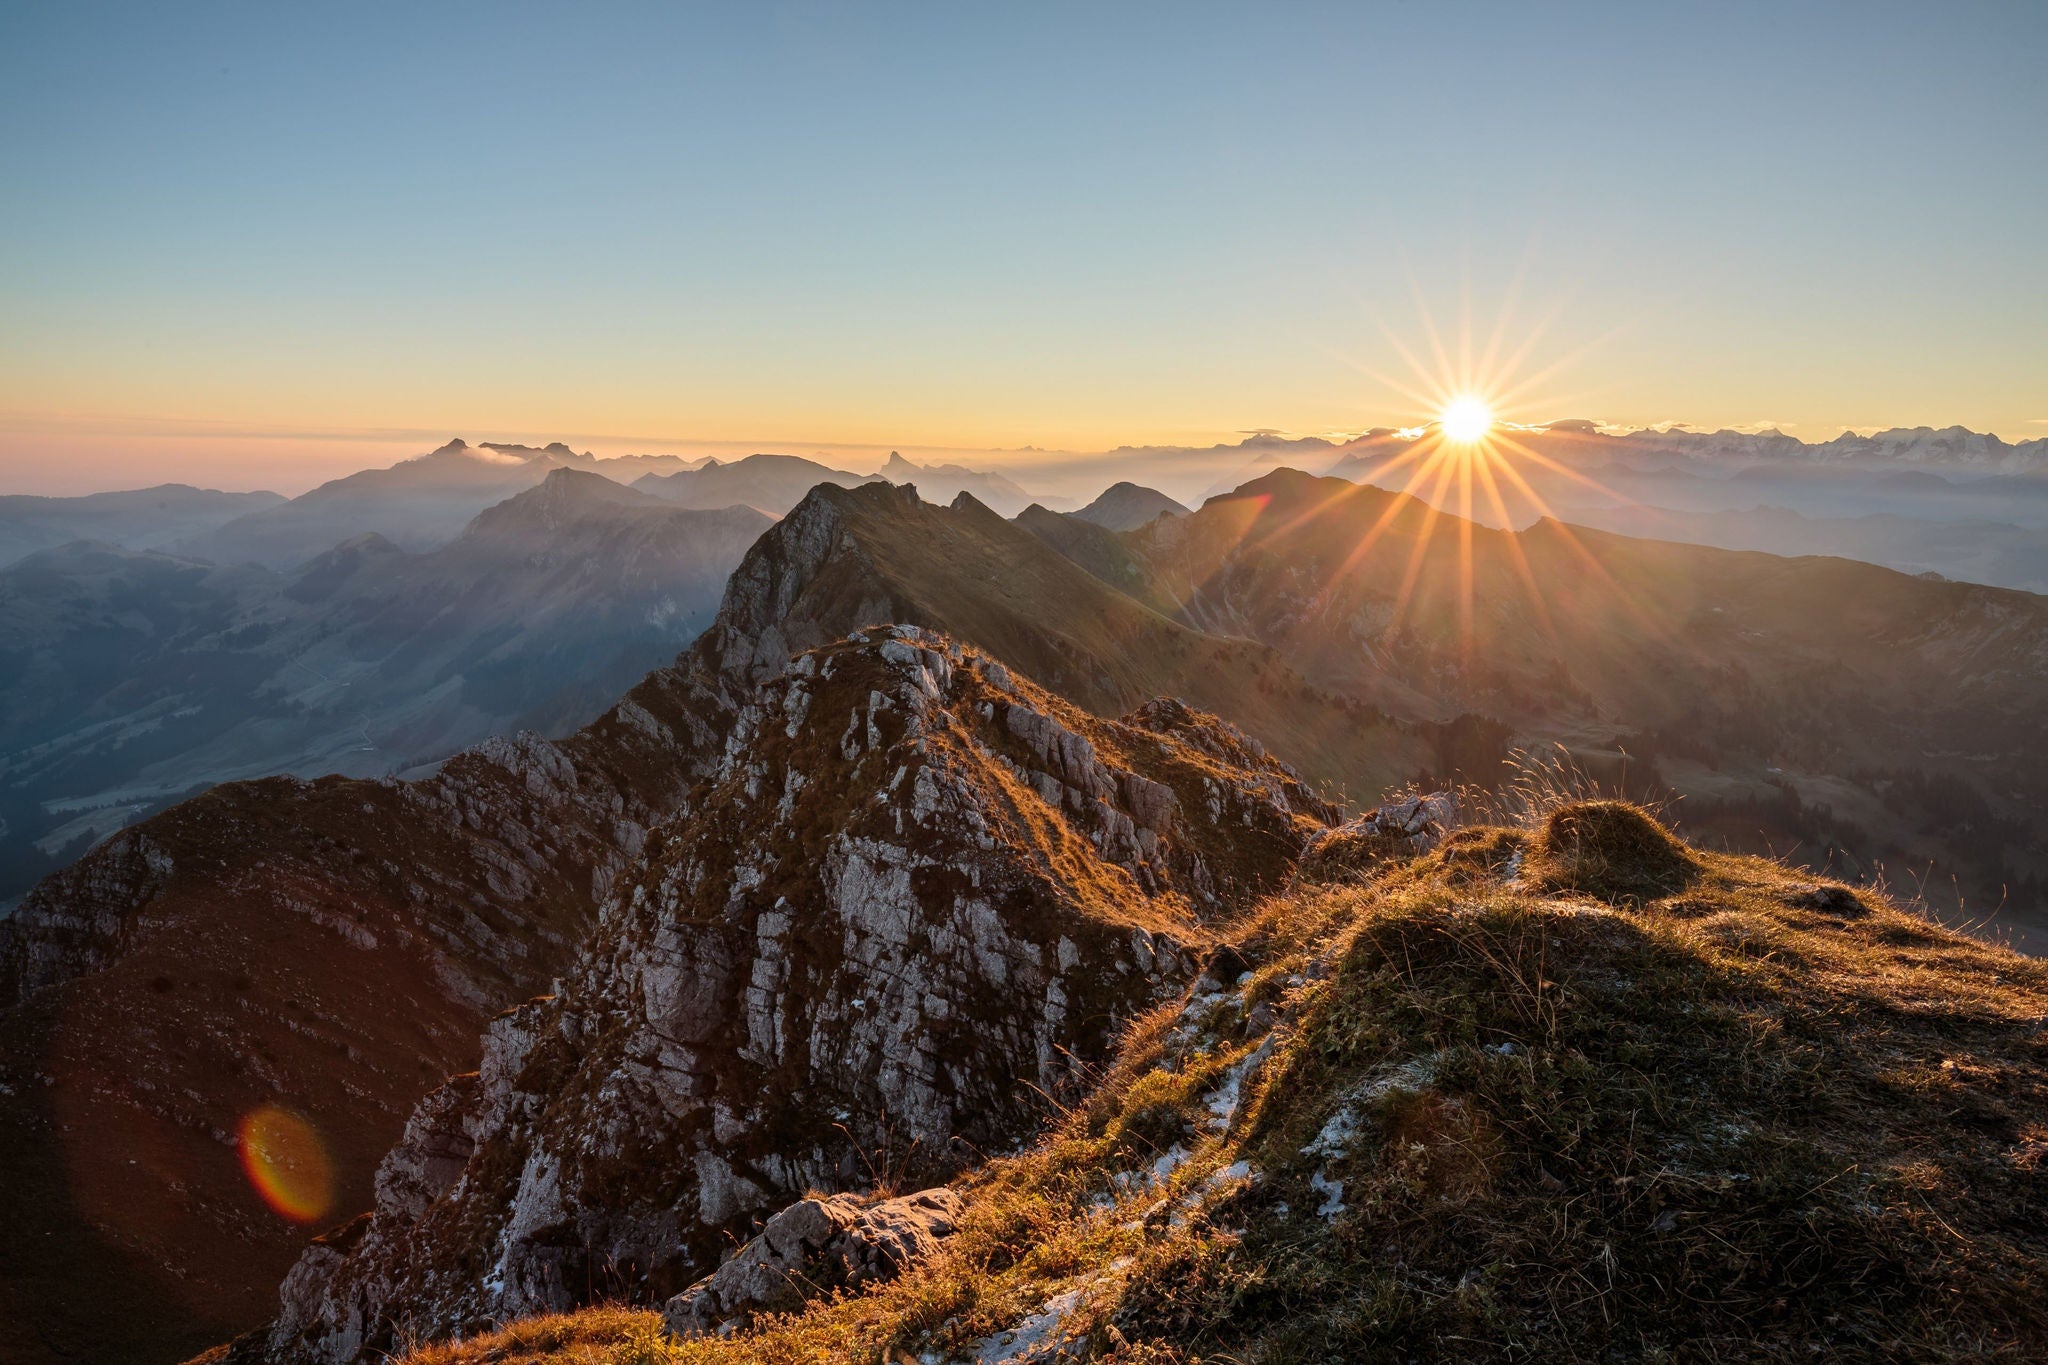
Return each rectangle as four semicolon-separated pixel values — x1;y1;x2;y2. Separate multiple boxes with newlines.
266;627;1333;1361
0;478;1376;1362
0;487;877;1359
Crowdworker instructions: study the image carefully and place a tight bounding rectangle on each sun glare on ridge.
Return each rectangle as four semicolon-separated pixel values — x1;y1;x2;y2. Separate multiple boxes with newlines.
1297;288;1650;656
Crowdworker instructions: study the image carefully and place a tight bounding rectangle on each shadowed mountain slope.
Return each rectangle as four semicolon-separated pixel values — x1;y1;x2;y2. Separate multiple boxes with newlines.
1072;481;1189;531
260;627;1335;1360
1114;470;2047;739
1034;468;2048;937
0;470;769;903
721;483;1428;796
0;478;1421;1363
1012;503;1156;598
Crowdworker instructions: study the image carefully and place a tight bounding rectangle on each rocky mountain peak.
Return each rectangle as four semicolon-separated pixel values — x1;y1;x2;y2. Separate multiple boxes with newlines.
262;625;1333;1359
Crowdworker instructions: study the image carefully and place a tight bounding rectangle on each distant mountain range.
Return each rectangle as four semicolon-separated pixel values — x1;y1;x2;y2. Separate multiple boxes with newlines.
633;452;881;511
0;469;767;904
1313;424;2048;594
1322;422;2048;485
132;442;1067;570
1018;468;2048;934
631;450;1054;518
955;423;2048;521
1601;421;2048;472
0;484;286;568
174;439;715;569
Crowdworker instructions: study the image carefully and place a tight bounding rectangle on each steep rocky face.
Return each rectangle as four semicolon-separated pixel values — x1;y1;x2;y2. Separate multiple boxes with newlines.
264;627;1332;1361
0;502;800;1362
0;477;1395;1363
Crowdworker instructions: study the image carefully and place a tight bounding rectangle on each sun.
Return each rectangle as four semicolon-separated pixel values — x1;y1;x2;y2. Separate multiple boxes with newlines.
1440;395;1493;443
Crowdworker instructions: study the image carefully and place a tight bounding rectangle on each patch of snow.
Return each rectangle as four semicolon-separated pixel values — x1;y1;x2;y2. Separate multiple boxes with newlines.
1303;1106;1361;1160
972;1287;1088;1362
1202;1159;1256;1195
1201;1034;1276;1131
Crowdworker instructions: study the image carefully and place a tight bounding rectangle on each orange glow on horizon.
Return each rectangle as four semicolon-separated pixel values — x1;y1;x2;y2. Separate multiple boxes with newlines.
238;1105;335;1224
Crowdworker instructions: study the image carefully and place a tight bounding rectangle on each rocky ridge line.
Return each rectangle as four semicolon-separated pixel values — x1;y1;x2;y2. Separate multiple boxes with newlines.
263;625;1334;1362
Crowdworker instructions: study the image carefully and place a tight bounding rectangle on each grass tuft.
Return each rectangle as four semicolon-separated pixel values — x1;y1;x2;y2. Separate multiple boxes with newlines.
1525;798;1700;902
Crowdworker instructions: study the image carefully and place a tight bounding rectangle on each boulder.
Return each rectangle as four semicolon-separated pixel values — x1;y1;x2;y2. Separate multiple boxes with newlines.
1299;792;1456;880
662;1188;964;1337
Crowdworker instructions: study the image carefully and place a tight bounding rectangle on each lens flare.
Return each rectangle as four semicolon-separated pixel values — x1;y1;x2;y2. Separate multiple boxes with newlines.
237;1105;334;1223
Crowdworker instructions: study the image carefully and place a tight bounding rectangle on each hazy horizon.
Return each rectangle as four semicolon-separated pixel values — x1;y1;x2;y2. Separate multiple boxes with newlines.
6;415;2047;500
5;2;2044;496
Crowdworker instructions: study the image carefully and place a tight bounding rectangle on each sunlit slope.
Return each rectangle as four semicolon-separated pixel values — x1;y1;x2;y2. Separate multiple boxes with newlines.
1029;469;2048;923
387;803;2048;1364
1113;469;2048;745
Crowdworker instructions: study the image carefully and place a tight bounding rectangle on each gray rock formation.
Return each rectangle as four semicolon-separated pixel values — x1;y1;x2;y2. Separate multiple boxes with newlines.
264;626;1332;1360
662;1187;963;1337
0;476;1376;1360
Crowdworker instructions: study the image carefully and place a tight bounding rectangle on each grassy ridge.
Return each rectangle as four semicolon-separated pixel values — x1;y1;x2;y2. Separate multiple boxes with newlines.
391;804;2048;1364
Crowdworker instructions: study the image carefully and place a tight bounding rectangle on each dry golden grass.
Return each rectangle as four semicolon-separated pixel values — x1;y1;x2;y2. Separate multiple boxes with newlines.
398;804;2048;1365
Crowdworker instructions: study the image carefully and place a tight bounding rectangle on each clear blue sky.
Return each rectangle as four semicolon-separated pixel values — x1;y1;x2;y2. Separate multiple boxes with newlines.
2;1;2044;490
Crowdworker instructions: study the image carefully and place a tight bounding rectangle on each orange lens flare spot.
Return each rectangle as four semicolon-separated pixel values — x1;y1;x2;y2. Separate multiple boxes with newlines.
237;1105;334;1224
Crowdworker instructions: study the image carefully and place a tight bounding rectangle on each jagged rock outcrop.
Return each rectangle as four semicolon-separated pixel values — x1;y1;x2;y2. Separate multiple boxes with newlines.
1299;792;1457;881
0;478;1406;1364
0;487;874;1360
661;1187;964;1337
264;626;1333;1361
